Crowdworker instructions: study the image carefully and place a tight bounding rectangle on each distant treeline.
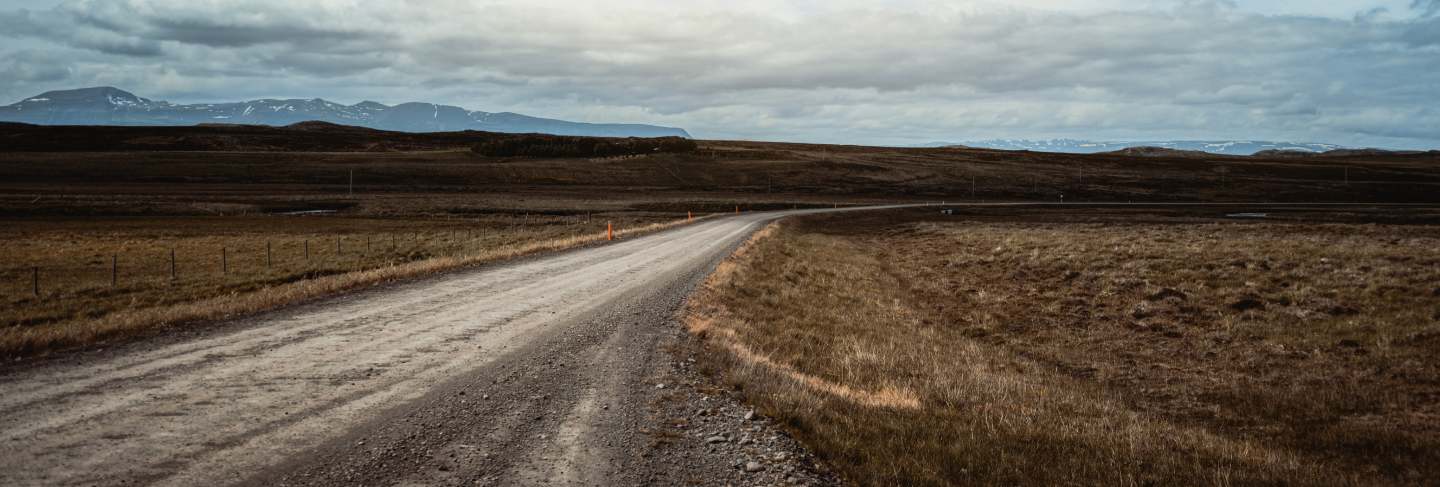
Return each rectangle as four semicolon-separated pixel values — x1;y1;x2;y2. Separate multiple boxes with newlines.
472;134;697;158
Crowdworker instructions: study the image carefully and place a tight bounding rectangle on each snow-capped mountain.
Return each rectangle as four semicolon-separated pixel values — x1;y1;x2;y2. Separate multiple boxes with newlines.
0;87;691;138
932;138;1345;156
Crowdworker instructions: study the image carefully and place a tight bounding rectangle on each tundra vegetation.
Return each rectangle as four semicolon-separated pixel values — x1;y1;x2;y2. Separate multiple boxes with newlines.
685;207;1440;486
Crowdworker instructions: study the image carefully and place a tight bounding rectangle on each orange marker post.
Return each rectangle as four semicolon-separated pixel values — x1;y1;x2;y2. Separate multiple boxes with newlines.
607;222;613;241
688;211;693;222
735;205;740;215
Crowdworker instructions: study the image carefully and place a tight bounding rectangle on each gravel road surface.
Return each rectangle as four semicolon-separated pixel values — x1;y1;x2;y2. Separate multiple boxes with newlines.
0;208;888;486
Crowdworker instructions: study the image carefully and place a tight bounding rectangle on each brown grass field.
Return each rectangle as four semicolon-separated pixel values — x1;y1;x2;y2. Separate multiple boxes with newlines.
685;206;1440;486
0;212;695;358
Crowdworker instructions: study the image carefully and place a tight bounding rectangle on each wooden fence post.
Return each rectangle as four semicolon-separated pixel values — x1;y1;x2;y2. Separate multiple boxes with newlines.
222;247;228;274
305;239;310;260
111;254;118;287
266;241;273;268
170;248;177;280
32;266;39;297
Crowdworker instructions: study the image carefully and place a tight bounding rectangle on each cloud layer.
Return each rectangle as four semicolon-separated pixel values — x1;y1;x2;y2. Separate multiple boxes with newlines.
1;0;1437;147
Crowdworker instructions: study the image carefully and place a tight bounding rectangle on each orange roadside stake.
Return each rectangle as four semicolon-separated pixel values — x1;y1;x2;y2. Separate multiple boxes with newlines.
607;222;613;241
735;205;739;215
688;211;693;222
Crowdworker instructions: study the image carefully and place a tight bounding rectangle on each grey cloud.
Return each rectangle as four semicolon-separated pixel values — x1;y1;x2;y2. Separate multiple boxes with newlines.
81;36;164;57
260;50;397;76
1404;17;1440;44
0;9;48;37
403;7;1402;100
3;0;389;59
1416;0;1440;16
143;17;380;48
1320;107;1440;140
0;50;73;83
1175;85;1296;106
0;0;1436;148
0;8;164;56
58;2;145;34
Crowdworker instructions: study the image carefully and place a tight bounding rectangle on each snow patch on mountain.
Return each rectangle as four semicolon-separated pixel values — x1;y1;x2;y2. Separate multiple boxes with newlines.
927;138;1349;156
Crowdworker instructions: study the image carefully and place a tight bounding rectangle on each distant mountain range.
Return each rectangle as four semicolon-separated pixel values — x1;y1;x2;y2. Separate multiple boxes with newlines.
0;87;690;138
920;139;1347;156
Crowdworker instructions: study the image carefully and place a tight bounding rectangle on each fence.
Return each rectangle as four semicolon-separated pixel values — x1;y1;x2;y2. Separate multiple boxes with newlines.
16;233;425;298
0;208;726;313
2;215;628;305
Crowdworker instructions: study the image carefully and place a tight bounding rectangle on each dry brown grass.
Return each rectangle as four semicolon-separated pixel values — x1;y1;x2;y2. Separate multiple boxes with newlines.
0;213;696;358
685;208;1440;486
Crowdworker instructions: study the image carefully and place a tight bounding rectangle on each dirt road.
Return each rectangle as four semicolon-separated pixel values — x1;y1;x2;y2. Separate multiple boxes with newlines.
0;208;888;486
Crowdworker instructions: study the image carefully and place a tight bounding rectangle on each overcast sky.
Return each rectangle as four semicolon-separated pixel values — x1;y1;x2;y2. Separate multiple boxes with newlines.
1;0;1437;148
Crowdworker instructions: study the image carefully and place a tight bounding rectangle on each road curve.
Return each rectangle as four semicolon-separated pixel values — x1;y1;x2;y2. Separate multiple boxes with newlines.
0;206;902;486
